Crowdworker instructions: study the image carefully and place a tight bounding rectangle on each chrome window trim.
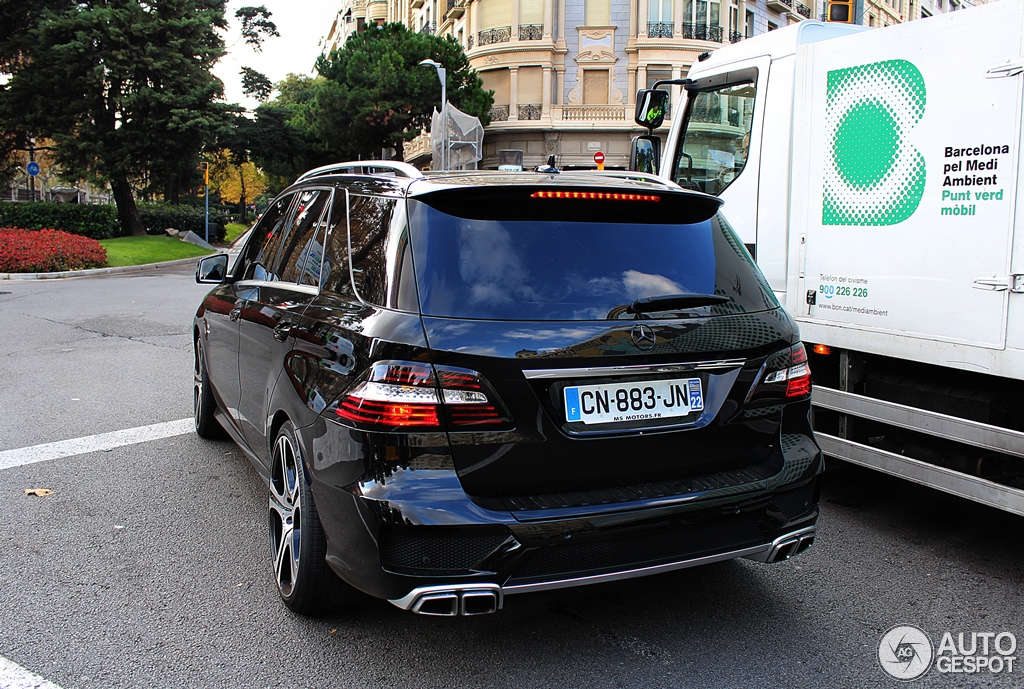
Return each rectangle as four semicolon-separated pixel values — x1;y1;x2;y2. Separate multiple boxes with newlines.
521;359;746;380
233;279;320;296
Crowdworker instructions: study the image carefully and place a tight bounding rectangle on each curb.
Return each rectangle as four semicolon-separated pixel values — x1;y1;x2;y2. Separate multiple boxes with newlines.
0;252;218;281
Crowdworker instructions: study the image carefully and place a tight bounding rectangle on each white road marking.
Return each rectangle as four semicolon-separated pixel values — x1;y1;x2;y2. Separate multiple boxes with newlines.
0;418;193;471
0;655;64;689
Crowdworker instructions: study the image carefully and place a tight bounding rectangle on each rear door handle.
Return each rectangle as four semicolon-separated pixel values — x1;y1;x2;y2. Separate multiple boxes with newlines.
273;321;293;342
229;307;241;322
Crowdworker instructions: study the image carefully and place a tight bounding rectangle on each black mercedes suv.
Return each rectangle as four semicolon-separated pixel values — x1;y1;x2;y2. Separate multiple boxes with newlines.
193;161;821;616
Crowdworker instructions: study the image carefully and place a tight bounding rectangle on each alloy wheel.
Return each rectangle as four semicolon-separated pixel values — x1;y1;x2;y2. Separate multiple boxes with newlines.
269;434;302;598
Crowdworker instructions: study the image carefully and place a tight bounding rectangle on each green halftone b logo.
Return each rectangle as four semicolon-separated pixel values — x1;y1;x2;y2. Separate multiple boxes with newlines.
823;59;926;226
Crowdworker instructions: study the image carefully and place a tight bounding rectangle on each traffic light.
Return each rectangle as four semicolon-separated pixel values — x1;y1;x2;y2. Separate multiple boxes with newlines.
826;0;854;22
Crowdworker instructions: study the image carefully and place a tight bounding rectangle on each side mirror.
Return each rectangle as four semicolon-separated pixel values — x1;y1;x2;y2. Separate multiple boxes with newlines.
196;254;228;284
634;89;669;130
630;135;662;175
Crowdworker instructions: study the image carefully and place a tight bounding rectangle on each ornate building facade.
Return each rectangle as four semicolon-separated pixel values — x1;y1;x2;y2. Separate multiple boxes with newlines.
326;0;819;169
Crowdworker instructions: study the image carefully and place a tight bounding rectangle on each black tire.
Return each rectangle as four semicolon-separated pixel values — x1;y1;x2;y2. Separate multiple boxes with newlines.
194;339;225;439
268;421;359;615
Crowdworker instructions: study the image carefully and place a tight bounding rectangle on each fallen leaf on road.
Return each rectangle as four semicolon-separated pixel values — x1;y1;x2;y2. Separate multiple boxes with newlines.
330;629;337;635
236;583;244;587
24;488;54;497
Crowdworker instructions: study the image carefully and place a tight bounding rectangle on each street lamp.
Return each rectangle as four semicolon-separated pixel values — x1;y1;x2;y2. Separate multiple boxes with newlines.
419;59;447;171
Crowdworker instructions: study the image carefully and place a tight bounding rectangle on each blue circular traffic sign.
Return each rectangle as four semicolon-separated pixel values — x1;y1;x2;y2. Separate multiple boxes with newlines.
26;162;40;177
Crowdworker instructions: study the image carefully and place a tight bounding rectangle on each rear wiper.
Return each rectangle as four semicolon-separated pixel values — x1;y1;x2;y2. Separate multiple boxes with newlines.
628;293;729;314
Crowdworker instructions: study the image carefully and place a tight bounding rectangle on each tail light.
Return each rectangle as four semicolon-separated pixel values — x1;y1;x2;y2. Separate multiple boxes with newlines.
746;343;812;405
334;361;511;430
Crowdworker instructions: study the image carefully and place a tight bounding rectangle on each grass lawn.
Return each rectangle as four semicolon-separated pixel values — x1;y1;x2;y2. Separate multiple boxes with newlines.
224;222;250;244
99;236;214;268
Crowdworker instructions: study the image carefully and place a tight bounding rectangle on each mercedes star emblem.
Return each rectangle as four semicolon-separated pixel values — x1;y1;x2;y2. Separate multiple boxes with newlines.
631;324;656;350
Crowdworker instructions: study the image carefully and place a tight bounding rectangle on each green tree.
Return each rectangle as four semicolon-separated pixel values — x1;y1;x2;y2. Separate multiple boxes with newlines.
0;1;231;235
309;23;493;160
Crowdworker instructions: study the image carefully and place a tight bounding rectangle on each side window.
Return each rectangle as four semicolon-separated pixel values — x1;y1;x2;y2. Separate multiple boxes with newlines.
348;195;396;307
320;191;354;297
278;189;331;284
674;78;756;195
239;194;294;281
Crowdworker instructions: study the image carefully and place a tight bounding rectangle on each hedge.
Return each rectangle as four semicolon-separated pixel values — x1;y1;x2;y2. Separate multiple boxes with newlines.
0;201;230;241
0;227;107;272
0;202;118;239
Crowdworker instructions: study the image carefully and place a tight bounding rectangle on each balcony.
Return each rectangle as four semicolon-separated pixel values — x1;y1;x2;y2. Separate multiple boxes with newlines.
647;21;673;38
729;30;744;43
682;23;723;42
490;104;510;122
797;2;812;18
446;0;465;18
411;0;423;7
467;34;474;49
478;26;512;45
767;0;793;11
561;105;627;121
519;24;543;40
518;103;542;120
420;22;435;34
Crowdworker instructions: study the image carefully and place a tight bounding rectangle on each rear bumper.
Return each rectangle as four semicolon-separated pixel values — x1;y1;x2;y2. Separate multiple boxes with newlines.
305;418;823;610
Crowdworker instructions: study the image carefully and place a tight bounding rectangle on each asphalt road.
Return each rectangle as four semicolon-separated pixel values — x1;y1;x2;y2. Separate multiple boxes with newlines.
1;266;1022;689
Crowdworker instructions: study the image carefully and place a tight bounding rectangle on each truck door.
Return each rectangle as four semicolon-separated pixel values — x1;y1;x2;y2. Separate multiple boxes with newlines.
794;4;1023;348
665;56;771;257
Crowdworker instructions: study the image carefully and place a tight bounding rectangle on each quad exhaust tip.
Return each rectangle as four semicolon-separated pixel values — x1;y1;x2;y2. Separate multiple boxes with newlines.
391;584;503;616
765;529;815;563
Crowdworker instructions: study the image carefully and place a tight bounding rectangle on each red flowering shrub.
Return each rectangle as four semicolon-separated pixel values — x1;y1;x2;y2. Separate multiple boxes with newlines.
0;227;107;273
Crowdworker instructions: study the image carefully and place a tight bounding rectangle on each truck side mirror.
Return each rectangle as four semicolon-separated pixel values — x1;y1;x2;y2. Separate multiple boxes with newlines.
630;135;662;175
196;254;228;284
634;89;669;130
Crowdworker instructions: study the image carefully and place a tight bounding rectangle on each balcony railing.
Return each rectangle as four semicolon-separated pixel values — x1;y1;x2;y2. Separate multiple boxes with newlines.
647;21;673;37
446;0;466;18
467;34;474;49
729;30;744;43
490;104;510;121
478;26;512;45
561;105;626;121
767;0;793;11
518;103;542;120
420;22;435;35
519;24;543;40
797;2;812;18
682;23;723;42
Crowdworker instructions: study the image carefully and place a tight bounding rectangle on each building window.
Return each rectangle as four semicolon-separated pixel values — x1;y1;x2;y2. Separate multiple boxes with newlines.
650;0;673;22
745;9;754;37
585;0;611;25
684;0;721;27
583;69;609;104
767;20;777;31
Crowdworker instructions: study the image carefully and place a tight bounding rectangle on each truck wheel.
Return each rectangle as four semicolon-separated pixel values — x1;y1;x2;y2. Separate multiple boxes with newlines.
268;421;358;614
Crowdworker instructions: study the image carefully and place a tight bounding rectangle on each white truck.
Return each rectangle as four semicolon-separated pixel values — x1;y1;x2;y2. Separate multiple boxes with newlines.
630;0;1024;514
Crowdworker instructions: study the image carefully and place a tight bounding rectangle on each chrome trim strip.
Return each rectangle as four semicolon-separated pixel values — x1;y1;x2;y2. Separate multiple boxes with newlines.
522;359;746;380
233;279;319;296
502;543;769;595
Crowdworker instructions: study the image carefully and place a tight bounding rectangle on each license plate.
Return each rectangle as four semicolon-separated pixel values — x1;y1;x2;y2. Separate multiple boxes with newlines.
563;377;704;425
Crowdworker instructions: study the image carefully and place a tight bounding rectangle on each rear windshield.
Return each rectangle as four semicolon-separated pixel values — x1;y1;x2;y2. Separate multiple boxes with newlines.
408;199;778;321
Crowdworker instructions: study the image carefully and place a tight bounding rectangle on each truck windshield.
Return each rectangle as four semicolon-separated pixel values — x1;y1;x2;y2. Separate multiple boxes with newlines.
673;80;757;195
